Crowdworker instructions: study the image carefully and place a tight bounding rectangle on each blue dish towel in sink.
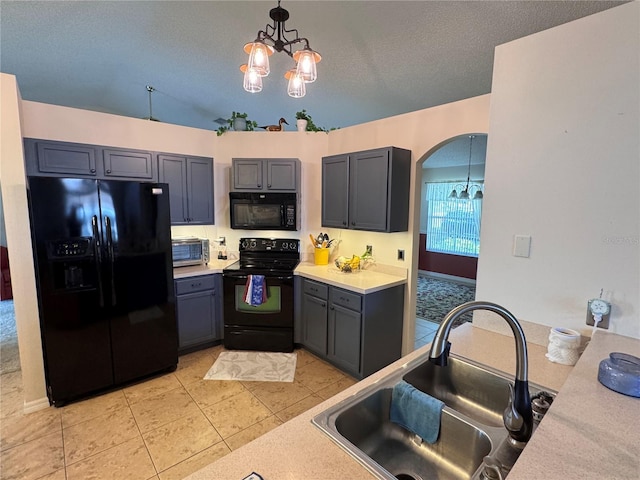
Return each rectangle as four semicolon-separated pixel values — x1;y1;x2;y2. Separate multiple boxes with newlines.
390;380;445;444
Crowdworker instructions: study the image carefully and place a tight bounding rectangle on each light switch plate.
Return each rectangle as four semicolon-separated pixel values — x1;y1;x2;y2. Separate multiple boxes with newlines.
513;235;531;258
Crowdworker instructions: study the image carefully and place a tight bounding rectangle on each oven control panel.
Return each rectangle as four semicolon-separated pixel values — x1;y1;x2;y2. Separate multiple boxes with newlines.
239;238;300;252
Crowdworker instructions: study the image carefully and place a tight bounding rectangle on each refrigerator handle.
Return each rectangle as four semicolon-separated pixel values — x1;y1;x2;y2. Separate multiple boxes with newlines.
105;216;117;306
91;215;105;307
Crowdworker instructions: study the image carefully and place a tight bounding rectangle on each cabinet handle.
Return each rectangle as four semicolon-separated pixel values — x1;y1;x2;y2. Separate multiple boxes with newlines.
257;184;262;188
330;306;334;310
90;168;96;173
321;302;326;307
351;221;356;226
342;221;347;225
267;184;271;188
106;169;111;174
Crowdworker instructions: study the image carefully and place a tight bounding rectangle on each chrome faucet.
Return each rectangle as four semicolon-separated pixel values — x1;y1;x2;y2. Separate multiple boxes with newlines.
429;301;534;443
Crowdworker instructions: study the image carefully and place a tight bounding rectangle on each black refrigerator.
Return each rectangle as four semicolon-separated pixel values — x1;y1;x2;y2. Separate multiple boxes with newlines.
27;176;178;406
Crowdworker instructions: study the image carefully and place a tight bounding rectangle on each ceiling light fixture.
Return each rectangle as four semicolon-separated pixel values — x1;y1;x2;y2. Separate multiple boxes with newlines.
241;1;321;98
144;85;160;122
449;135;484;200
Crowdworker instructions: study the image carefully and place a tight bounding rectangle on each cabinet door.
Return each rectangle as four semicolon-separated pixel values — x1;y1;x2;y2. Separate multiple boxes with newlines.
186;158;214;224
302;293;328;356
321;155;349;228
328;303;362;376
349;149;390;231
176;290;216;350
35;140;98;176
158;154;188;225
233;159;263;189
103;148;155;180
266;160;297;190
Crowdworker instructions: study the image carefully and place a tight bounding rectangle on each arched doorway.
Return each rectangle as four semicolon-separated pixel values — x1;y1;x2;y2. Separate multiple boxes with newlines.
413;134;487;349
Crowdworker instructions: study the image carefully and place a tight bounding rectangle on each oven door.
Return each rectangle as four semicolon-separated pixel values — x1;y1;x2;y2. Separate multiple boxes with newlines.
222;271;294;351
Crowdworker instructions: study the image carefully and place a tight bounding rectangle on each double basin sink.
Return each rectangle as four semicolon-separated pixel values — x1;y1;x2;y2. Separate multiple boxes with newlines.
313;352;554;480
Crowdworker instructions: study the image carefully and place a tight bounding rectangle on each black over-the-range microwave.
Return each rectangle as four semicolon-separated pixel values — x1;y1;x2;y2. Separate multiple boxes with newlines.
229;192;298;231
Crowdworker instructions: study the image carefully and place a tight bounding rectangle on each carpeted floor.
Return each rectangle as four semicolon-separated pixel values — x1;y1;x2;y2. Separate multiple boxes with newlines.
416;275;476;328
0;299;20;374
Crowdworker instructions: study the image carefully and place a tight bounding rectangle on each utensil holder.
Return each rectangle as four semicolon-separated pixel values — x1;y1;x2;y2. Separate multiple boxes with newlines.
314;248;330;265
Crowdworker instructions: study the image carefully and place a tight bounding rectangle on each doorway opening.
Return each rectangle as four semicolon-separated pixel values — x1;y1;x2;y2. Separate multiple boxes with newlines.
414;134;487;349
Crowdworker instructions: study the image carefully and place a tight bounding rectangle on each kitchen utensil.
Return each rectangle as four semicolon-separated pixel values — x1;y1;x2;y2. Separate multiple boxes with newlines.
317;233;325;244
309;234;318;248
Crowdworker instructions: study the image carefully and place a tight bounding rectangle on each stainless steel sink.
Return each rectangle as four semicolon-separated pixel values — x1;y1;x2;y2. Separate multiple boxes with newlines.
403;356;511;428
313;353;555;480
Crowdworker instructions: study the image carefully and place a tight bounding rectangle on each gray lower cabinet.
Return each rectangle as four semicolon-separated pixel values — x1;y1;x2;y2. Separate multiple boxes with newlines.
300;277;404;378
322;146;411;232
158;154;214;225
24;138;157;181
175;274;222;354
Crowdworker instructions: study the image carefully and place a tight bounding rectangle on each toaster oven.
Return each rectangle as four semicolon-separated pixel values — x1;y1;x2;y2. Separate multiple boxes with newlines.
171;238;210;267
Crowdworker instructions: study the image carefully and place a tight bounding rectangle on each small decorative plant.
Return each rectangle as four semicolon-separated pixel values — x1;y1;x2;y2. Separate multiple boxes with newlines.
216;112;258;136
295;109;328;132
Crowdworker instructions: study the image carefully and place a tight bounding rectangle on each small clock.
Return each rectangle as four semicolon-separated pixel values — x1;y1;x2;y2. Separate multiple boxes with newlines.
589;299;611;316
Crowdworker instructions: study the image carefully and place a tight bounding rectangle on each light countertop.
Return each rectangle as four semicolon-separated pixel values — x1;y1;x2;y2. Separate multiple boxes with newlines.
173;259;237;279
174;260;408;295
294;262;407;294
184;324;640;480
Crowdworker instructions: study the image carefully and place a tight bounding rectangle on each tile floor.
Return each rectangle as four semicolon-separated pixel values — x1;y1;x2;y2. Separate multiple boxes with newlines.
415;317;439;350
0;346;356;480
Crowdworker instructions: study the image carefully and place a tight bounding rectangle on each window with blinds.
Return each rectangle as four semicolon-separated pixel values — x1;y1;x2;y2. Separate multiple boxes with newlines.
425;182;483;257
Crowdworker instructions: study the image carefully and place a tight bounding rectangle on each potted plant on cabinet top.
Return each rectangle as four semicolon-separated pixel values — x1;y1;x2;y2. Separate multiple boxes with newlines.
295;109;338;133
216;112;258;136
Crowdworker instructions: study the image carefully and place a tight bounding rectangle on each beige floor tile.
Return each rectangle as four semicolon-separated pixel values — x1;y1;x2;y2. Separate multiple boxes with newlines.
295;348;321;368
0;370;23;393
296;359;347;393
1;406;61;451
184;379;246;409
123;373;182;405
315;376;358;400
250;380;314;413
275;394;324;423
0;385;24;419
130;386;199;433
157;442;231;480
142;409;222;472
0;431;64;480
202;390;272;438
60;389;128;428
66;436;156;480
64;406;140;465
34;468;67;480
174;353;217;387
224;415;283;451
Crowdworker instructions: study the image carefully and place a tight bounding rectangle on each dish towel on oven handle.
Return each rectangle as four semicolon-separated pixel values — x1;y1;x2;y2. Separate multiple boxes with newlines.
244;275;268;306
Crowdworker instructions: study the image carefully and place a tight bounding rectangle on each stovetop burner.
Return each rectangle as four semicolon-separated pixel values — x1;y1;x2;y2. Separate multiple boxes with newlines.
223;237;300;275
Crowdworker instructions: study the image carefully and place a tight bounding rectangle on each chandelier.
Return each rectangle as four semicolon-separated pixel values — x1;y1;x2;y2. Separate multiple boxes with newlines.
449;135;484;200
241;1;321;98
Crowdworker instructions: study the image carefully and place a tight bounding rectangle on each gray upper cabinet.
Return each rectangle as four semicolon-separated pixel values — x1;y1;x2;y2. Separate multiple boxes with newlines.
24;138;158;181
102;148;154;180
321;155;349;228
232;158;299;191
321;147;411;232
158;154;214;225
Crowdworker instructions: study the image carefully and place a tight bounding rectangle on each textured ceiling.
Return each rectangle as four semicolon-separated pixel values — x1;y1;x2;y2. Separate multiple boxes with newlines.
0;1;626;132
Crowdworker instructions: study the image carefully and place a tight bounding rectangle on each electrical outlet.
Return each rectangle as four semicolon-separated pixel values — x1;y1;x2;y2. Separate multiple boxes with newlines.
366;245;373;255
397;249;404;261
586;299;611;329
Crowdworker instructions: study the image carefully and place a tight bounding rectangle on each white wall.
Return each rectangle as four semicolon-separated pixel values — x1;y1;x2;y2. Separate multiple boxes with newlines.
0;75;48;411
475;2;639;340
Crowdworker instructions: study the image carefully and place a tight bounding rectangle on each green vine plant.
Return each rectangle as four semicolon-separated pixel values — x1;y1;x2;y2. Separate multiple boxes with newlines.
216;111;258;136
295;109;339;133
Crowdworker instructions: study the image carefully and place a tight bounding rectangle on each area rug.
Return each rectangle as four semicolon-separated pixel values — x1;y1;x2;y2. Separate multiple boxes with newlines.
0;300;21;375
204;350;297;383
416;275;476;328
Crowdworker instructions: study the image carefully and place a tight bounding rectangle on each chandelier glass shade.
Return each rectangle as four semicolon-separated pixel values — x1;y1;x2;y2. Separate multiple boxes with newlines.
241;1;321;98
449;135;484;200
